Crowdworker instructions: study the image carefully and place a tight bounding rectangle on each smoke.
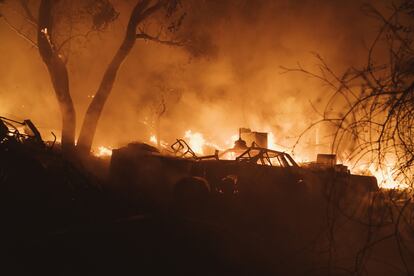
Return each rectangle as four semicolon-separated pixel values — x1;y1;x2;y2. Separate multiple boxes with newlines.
0;0;381;158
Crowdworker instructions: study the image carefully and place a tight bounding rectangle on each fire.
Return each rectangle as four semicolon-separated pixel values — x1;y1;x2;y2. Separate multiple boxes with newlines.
145;129;409;190
268;132;290;152
367;163;408;190
149;135;157;144
95;146;112;157
350;156;409;190
184;130;206;154
149;135;168;148
224;134;239;148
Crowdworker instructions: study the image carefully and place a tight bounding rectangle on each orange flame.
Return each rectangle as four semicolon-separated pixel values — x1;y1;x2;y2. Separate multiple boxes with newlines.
92;128;408;190
94;146;112;157
184;130;206;154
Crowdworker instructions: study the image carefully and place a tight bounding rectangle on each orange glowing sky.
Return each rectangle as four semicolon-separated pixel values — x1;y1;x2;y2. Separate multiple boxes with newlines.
0;0;389;169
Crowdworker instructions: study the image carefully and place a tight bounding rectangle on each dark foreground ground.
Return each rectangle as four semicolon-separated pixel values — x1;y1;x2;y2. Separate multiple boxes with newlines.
2;214;269;276
0;146;296;276
1;141;413;275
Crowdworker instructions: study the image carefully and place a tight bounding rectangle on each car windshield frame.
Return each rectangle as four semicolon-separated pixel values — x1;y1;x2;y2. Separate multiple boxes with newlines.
235;147;298;168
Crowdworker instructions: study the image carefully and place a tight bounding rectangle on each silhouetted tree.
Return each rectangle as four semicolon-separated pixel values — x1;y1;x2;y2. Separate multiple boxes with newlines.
284;1;414;190
77;0;184;155
283;2;414;273
1;0;184;154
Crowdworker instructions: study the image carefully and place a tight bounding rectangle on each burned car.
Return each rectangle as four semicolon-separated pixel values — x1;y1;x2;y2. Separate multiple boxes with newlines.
109;130;381;272
109;130;378;218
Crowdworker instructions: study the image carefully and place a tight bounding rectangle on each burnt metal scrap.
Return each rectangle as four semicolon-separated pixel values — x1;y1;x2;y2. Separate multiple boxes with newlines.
0;116;47;148
110;129;379;215
170;139;219;160
169;136;298;167
0;116;105;233
108;130;383;274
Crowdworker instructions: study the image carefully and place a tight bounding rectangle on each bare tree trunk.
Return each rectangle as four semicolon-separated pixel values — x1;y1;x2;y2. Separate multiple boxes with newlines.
77;0;163;155
37;0;76;153
76;40;135;154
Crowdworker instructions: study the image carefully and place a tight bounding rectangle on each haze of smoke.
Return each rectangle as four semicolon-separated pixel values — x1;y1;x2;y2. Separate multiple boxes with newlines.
0;0;379;158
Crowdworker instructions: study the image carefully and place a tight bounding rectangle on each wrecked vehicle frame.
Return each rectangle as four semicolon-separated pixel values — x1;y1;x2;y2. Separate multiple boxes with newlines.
109;136;378;217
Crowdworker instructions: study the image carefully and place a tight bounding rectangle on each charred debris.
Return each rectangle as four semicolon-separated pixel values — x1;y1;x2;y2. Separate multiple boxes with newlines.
110;126;378;214
0;116;109;227
1;116;393;275
0;115;379;222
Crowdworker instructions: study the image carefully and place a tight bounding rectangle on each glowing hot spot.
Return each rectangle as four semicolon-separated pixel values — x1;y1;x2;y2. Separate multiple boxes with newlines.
95;146;112;157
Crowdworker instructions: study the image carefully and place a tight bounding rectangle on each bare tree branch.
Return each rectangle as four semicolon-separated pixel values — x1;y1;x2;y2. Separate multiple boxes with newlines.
136;31;183;46
19;0;37;26
1;15;37;48
37;0;76;152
